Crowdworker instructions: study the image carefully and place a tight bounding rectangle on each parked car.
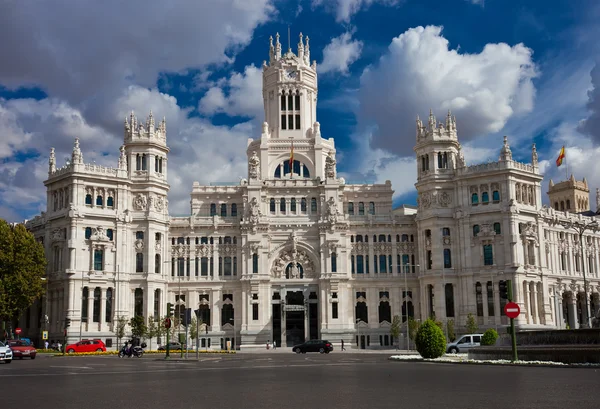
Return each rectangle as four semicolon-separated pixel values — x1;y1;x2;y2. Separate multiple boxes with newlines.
0;341;13;364
65;339;107;353
6;340;37;359
158;342;183;351
446;334;483;354
292;339;333;354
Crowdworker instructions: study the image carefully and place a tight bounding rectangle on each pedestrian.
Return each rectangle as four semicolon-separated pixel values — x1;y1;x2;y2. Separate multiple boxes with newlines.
44;340;49;350
266;340;270;350
341;339;345;351
273;340;277;350
57;341;62;352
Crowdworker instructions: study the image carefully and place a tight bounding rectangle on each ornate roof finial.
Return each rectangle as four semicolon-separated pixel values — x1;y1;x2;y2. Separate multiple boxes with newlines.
49;147;56;173
72;137;83;164
596;188;600;213
297;32;304;61
428;109;435;129
305;35;310;63
499;136;512;161
118;145;127;170
275;32;281;60
531;143;538;166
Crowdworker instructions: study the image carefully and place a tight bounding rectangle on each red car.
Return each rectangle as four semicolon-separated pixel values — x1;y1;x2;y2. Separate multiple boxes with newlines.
65;339;106;353
7;340;37;359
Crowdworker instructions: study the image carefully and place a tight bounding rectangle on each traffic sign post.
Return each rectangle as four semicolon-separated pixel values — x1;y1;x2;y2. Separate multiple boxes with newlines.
15;328;22;338
506;280;519;362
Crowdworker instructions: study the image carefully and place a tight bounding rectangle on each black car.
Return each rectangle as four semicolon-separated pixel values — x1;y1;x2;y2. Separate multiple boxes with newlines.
292;339;333;354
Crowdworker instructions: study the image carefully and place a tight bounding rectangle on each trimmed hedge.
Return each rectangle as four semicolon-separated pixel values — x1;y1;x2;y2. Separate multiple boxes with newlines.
481;329;499;346
415;319;446;359
54;350;236;357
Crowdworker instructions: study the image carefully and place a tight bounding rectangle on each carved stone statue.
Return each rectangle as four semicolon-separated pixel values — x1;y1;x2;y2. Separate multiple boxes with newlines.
456;145;465;168
325;151;336;178
246;197;262;225
248;151;260;179
326;197;339;224
118;145;127;170
531;143;538;166
90;227;109;242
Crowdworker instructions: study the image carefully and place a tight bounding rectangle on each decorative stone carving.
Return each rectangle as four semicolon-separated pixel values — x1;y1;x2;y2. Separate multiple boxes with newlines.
420;192;432;209
155;241;161;252
532;143;538;166
248;151;260;179
51;228;64;241
325;151;336;178
456;145;466;168
326;197;340;224
438;191;451;207
154;196;165;212
49;148;56;173
118;145;127;170
134;239;144;252
90;227;109;242
196;244;212;257
133;194;147;211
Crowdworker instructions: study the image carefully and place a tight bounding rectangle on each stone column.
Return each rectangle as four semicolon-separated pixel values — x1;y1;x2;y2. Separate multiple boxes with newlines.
493;281;501;327
530;282;538;325
100;289;106;331
567;292;578;329
211;289;221;332
87;291;94;333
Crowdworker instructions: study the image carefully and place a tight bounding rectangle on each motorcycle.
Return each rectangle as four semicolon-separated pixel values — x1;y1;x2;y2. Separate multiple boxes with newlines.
118;342;146;358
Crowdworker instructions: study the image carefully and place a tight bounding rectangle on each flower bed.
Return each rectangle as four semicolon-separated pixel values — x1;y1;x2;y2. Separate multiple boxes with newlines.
53;350;236;357
389;354;600;367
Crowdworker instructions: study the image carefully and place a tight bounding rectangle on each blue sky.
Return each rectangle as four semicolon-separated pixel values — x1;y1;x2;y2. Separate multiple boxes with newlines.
0;0;598;220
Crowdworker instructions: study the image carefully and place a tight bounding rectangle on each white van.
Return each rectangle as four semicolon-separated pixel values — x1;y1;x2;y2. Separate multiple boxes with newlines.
446;334;483;353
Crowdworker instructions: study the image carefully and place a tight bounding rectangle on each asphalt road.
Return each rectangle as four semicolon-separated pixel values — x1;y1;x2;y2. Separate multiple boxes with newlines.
1;353;598;409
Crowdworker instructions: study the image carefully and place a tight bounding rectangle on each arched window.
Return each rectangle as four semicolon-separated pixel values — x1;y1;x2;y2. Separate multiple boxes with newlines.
231;203;237;217
270;198;276;213
85;194;92;205
482;192;489;203
81;287;89;322
301;198;307;212
378;301;391;323
280;198;286;212
356;235;363;242
373;235;377;243
442;228;450;236
369;202;375;215
291;198;297;212
311;198;317;212
107;229;113;241
493;222;501;235
105;288;113;323
96;195;103;206
285;262;304;279
85;227;92;239
356;302;368;323
492;191;500;202
473;225;480;237
107;196;114;207
136;253;144;272
396;234;400;242
554;202;559;210
224;236;232;244
303;165;310;178
274;165;281;178
134;288;144;317
560;201;565;210
210;203;216;216
378;234;386;242
93;287;101;323
153;289;160;320
566;200;571;210
220;203;227;217
331;253;337;273
472;193;479;205
443;249;452;268
401;234;408;242
155;254;161;274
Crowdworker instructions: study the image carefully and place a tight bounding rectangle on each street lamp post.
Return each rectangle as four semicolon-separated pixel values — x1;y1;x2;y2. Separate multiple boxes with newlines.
564;218;598;328
390;262;420;351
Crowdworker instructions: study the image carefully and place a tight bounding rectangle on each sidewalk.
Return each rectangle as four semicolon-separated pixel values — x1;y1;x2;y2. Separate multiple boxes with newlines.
239;347;416;354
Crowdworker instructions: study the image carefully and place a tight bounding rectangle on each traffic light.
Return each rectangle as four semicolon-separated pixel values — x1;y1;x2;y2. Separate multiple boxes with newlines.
167;302;174;317
183;308;192;327
64;318;71;328
499;280;508;300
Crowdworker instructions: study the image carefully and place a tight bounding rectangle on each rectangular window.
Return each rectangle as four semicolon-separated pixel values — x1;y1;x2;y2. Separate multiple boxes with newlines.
427;250;432;269
186;257;191;276
288;114;293;130
444;249;452;268
288;95;293;111
219;257;223;276
487;282;495;316
294;95;300;110
178;257;185;276
348;202;354;214
402;254;410;274
379;255;387;273
483;245;494;265
281;115;287;130
295;115;300;130
358;202;364;215
311;198;317;212
332;302;338;319
136;231;144;240
220;204;227;217
252;253;258;274
201;257;208;276
356;255;364;274
252;304;259;320
94;250;103;271
281;94;286;111
365;255;370;274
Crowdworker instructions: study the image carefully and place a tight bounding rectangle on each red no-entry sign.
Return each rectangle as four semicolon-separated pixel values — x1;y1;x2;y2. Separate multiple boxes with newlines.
504;302;520;319
15;328;22;335
164;318;172;329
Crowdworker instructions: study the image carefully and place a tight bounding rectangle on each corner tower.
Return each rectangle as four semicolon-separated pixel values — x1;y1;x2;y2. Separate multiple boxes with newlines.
547;175;590;213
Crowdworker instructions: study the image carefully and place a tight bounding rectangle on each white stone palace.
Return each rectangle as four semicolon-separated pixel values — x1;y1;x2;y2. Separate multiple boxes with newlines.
20;33;600;350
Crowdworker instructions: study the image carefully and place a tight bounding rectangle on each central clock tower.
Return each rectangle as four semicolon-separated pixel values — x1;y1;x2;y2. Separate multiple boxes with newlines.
262;32;318;140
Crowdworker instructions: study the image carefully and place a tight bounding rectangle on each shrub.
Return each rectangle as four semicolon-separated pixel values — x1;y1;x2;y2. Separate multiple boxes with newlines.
447;319;456;342
481;329;499;346
415;319;446;359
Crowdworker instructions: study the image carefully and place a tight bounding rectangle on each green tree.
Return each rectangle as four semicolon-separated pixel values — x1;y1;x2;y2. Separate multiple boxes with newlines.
415;319;447;359
115;316;127;349
446;319;456;342
466;313;478;334
481;328;499;346
390;315;401;348
408;317;420;341
146;318;159;350
129;315;147;341
0;220;47;331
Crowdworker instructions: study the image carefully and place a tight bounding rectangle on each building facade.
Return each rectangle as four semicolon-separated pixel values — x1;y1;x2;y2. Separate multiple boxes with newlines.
21;33;600;350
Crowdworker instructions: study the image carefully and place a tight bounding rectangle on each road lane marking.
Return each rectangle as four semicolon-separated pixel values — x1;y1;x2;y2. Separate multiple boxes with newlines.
49;365;92;369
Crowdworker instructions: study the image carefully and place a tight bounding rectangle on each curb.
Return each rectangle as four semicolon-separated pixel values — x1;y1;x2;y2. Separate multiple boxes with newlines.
387;356;600;369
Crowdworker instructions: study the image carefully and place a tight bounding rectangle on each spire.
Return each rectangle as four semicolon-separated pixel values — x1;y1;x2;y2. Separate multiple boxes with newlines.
445;110;452;131
71;138;83;164
596;188;600;213
49;147;56;174
499;136;512;161
297;32;304;61
531;143;538;166
583;177;588;187
549;179;554;188
275;32;281;60
304;35;310;64
147;110;155;134
428;109;435;130
269;35;275;63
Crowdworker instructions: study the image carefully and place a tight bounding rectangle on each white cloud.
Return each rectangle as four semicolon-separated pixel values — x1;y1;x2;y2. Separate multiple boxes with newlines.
198;65;263;119
0;0;274;105
468;0;485;6
319;32;363;75
357;25;538;156
312;0;402;23
578;62;600;144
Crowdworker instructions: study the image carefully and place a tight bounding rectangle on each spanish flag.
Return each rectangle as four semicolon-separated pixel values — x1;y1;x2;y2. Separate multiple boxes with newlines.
289;140;294;175
556;146;565;167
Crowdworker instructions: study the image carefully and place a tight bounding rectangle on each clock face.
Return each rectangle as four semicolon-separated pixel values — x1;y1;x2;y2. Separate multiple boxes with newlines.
286;69;297;79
